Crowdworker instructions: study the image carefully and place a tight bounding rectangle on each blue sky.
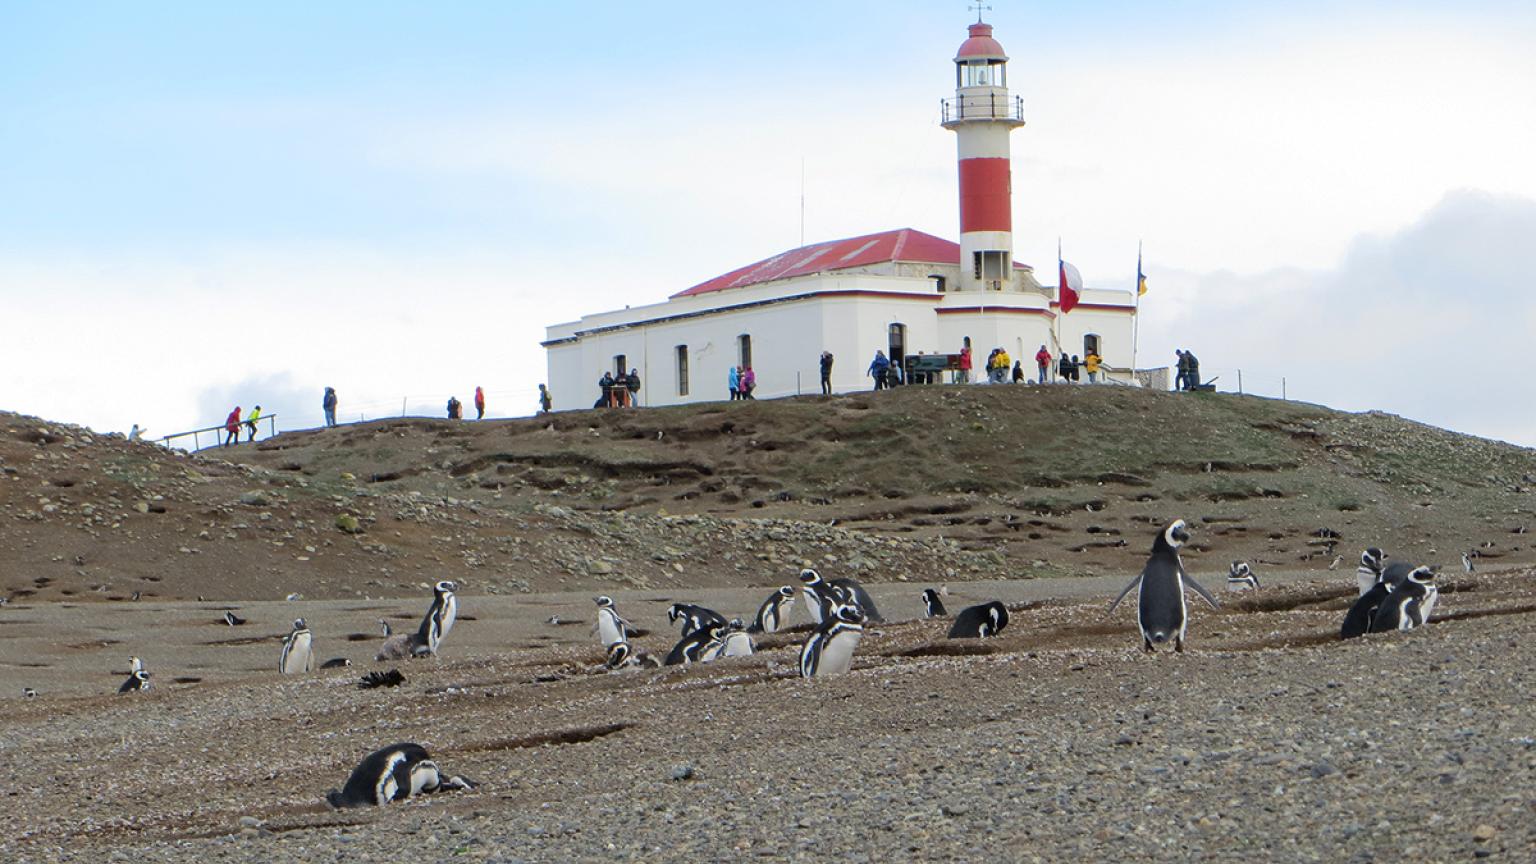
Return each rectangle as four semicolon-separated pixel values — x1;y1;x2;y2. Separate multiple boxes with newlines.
3;2;1534;443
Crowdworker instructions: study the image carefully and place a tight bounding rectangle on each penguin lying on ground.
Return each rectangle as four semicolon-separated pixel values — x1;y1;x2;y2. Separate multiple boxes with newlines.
222;611;246;626
748;586;795;633
325;743;474;809
605;642;661;670
667;603;726;639
921;588;948;618
1226;561;1259;592
947;602;1008;638
708;619;755;659
1106;519;1220;653
665;620;725;666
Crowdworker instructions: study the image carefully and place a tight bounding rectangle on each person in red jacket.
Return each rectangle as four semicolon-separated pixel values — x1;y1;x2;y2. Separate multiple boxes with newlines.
957;344;972;384
223;407;241;447
474;386;486;420
1035;345;1052;384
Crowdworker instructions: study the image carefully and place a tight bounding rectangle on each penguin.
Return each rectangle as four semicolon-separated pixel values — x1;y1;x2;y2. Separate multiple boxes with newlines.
1328;555;1343;571
664;620;725;666
1461;551;1476;574
1341;579;1393;639
799;603;866;678
223;611;246;626
320;657;352;669
1370;566;1436;632
605;641;635;670
285;593;303;601
946;601;1008;639
1356;547;1386;596
921;588;948;618
711;619;755;659
1106;519;1220;653
417;580;459;654
594;596;632;649
325;743;474;809
279;618;315;674
667;603;726;638
1226;561;1259;592
118;656;151;693
829;577;883;623
799;569;883;623
747;586;796;633
798;569;834;625
22;687;36;698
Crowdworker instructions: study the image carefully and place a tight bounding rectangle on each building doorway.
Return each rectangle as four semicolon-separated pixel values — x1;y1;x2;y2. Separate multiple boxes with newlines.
888;323;907;383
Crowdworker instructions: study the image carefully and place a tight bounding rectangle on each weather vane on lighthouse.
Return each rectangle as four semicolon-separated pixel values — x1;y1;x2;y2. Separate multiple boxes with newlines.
970;2;992;22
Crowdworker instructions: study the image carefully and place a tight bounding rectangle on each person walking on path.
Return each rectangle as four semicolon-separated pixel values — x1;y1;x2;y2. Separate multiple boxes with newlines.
322;387;338;427
538;384;552;414
625;369;641;407
474;386;486;419
1084;350;1102;384
223;407;241;447
957;344;972;384
1035;345;1052;384
727;366;741;401
245;405;262;442
867;351;890;391
740;366;756;399
819;351;834;395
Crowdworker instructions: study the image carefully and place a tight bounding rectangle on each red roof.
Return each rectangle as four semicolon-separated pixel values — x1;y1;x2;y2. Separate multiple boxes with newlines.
957;22;1007;60
671;229;963;298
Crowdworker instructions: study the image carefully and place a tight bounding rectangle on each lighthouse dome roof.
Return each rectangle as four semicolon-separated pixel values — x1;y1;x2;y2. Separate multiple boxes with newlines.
956;22;1007;61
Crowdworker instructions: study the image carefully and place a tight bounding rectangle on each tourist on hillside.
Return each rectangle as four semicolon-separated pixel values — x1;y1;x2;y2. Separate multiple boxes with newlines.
1058;352;1072;384
994;348;1012;384
223;406;241;447
1084;350;1102;384
474;386;486;419
323;387;338;427
245;405;262;442
868;350;890;391
1174;350;1189;391
1011;360;1024;383
819;351;834;395
538;384;552;414
1035;345;1052;384
727;365;741;401
128;424;146;442
447;396;463;419
741;366;756;399
1184;350;1201;391
957;344;972;384
1069;355;1082;383
625;369;642;407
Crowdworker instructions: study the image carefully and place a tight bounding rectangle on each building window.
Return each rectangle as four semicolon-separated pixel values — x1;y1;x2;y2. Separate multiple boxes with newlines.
1084;334;1101;357
676;345;689;396
737;334;752;368
613;354;627;377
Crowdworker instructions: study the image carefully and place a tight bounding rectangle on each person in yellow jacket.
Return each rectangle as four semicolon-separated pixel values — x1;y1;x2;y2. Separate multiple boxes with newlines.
994;349;1011;384
1084;352;1102;383
245;405;262;442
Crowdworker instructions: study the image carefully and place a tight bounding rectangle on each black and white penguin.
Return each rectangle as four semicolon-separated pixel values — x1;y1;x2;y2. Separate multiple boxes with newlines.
22;687;36;698
799;568;883;623
418;580;459;653
1107;519;1220;653
947;601;1008;639
664;620;725;666
279;618;315;674
324;743;474;809
223;611;246;626
320;657;352;669
594;596;632;649
921;588;948;618
1356;547;1387;596
748;586;795;633
711;619;755;659
118;656;151;694
1226;561;1259;592
1341;578;1394;639
1370;566;1436;632
799;603;866;677
799;569;834;625
667;603;726;638
605;641;635;670
829;577;883;623
1461;551;1476;574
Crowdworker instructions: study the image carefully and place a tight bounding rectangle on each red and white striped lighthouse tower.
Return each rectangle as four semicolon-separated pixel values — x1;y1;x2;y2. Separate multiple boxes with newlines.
941;18;1026;293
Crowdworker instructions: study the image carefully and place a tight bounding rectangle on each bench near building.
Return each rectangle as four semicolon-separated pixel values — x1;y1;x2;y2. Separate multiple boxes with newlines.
542;19;1136;410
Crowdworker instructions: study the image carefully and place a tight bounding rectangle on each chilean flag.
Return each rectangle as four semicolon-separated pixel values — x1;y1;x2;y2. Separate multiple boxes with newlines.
1058;242;1082;313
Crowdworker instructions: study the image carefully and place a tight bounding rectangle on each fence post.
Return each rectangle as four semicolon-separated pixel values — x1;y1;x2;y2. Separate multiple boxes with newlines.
1282;378;1287;400
1237;369;1243;395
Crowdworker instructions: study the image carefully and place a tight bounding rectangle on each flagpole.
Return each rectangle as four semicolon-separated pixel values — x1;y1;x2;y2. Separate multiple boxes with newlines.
1132;240;1142;381
1053;237;1062;359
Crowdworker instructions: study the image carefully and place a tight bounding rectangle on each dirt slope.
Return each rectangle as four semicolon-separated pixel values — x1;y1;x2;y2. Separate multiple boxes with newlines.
3;385;1533;603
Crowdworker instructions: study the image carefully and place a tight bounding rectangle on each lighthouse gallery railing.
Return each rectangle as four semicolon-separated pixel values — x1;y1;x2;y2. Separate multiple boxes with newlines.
940;94;1025;124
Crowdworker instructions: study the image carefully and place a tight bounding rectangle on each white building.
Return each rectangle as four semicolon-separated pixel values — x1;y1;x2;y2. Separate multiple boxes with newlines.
544;19;1136;410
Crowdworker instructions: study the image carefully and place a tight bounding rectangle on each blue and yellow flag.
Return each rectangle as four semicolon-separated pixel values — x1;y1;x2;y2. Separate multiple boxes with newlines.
1137;249;1147;296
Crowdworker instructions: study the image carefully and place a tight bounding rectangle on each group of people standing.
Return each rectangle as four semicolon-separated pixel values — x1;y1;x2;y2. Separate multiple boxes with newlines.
597;369;643;408
727;365;756;400
221;405;263;446
1174;349;1202;391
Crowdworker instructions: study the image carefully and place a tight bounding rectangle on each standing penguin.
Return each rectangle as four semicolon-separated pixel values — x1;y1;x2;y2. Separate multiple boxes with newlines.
947;601;1008;639
118;656;151;694
921;588;948;618
325;743;473;809
1356;548;1387;596
748;586;796;633
593;596;632;649
829;577;883;623
799;603;867;677
799;569;834;625
417;580;458;654
280;618;315;674
1461;551;1477;574
665;620;725;666
1226;561;1259;592
1371;566;1437;632
667;603;726;638
1106;519;1220;653
1341;578;1394;639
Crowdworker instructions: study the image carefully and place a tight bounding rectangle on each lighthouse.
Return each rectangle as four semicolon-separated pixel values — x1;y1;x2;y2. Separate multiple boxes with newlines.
941;19;1026;293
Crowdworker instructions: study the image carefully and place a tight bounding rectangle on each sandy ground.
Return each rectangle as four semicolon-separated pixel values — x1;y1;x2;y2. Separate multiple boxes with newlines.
3;565;1535;862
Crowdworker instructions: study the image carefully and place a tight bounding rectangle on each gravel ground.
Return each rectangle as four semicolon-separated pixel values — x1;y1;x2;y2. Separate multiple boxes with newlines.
3;568;1535;862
